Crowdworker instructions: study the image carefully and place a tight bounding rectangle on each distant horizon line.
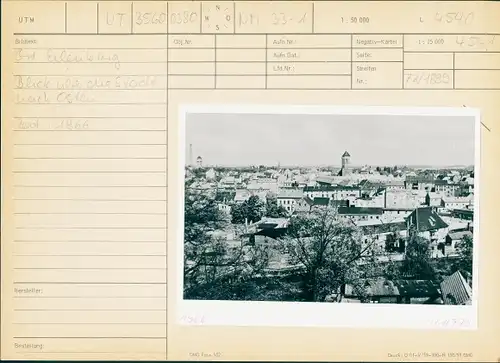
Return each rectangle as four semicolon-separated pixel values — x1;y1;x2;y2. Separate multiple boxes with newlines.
186;163;474;169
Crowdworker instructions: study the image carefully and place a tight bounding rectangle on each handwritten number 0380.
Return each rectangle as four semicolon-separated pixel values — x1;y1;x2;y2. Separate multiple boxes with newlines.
170;11;198;24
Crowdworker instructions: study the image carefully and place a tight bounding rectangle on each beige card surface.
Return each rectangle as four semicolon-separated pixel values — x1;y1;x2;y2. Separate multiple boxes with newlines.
1;0;500;361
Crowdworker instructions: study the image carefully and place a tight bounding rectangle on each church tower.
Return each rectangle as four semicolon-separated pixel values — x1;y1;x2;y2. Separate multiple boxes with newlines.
339;151;351;176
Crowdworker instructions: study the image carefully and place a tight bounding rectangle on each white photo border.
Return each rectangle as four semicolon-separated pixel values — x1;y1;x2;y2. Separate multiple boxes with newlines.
176;104;481;330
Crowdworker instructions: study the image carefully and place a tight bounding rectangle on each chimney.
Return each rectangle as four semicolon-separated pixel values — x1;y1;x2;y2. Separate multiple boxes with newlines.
384;188;387;208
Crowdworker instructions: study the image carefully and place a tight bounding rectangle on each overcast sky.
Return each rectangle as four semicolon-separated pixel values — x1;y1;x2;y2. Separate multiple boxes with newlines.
185;112;475;167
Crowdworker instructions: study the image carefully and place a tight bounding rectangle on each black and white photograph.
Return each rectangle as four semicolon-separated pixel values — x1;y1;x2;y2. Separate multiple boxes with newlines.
179;106;479;313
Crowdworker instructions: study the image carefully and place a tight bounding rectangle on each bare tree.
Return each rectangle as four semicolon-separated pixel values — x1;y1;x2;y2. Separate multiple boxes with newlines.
183;184;274;300
277;206;380;302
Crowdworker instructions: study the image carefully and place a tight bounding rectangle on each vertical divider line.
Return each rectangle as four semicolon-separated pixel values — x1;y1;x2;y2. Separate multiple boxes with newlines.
312;1;314;33
350;33;353;89
214;34;217;89
131;2;134;34
265;34;268;89
165;0;169;359
233;0;236;34
64;2;67;34
96;3;99;34
453;52;456;89
402;34;405;90
200;2;203;33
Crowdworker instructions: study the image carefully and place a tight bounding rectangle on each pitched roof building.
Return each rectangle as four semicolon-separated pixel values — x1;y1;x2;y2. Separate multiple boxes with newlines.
440;271;473;305
406;207;449;232
341;278;442;304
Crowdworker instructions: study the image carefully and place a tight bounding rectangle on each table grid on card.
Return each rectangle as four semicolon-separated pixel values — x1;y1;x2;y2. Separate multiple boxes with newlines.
10;2;500;90
2;0;500;361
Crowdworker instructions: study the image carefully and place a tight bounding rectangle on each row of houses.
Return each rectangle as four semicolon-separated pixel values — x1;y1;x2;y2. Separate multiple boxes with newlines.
241;215;472;305
244;203;472;261
276;185;473;215
338;270;472;305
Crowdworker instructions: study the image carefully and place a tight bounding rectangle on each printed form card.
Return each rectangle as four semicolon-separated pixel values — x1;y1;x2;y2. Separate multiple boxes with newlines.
1;1;500;361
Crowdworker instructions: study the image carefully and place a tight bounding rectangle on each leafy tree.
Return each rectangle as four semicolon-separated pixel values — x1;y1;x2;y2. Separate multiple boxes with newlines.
383;258;403;281
215;189;236;203
184;184;229;269
230;195;265;224
455;233;473;276
183;185;273;300
265;197;288;218
277;206;379;302
401;230;436;280
230;203;247;225
191;167;205;179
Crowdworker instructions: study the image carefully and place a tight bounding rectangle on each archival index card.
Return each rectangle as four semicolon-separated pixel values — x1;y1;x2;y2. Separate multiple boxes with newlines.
1;0;500;362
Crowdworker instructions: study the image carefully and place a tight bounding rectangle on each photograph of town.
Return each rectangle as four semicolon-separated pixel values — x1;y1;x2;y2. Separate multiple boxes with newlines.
182;110;476;306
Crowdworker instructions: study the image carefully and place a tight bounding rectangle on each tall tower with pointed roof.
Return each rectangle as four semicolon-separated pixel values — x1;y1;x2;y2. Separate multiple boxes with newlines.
339;151;351;176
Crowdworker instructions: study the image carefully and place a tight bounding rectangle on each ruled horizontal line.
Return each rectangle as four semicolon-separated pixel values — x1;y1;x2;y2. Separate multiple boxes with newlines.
13;130;167;133
14;256;166;258
14;49;499;54
14;213;167;215
13;46;403;50
15;227;166;230
13;199;166;202
13;171;166;173
15;88;167;91
13;74;169;76
404;50;500;53
10;70;500;79
14;144;167;146
13;336;166;339
13;73;347;78
14;61;168;64
14;240;165;243
15;102;167;105
13;295;166;298
13;157;167;159
3;0;468;2
168;87;500;90
18;351;166;354
14;322;166;325
13;282;167;285
10;86;500;91
14;186;167;189
208;63;386;67
14;116;165;119
14;308;166;311
14;268;167;270
13;32;500;35
13;47;170;50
